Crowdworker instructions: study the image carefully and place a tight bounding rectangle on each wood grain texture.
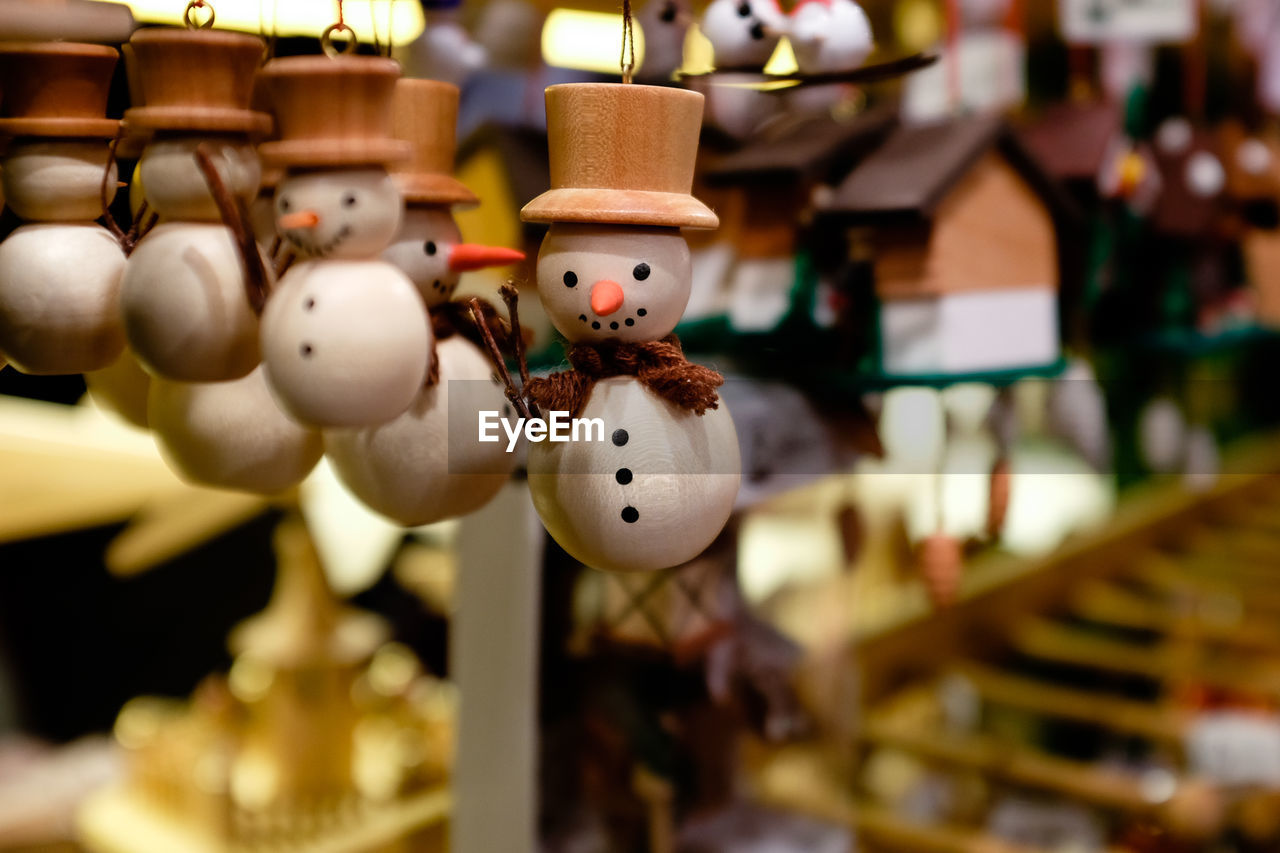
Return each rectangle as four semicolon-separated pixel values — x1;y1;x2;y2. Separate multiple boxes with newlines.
391;79;477;206
124;29;269;135
259;56;409;168
0;42;119;138
521;84;718;229
874;153;1058;300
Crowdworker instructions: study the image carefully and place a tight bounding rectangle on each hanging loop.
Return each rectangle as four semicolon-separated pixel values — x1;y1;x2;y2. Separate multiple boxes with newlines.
183;0;216;29
321;22;358;57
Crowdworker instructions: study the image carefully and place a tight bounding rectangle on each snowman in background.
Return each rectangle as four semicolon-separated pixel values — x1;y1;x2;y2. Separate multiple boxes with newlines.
519;83;740;573
118;28;271;382
326;79;525;525
786;0;875;113
696;0;788;138
395;0;488;88
636;0;692;83
257;55;434;429
902;0;1025;122
0;43;127;375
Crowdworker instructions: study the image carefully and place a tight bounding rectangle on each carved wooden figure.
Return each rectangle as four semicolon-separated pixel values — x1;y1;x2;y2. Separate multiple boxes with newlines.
521;84;740;573
118;28;271;382
326;79;524;525
258;56;435;428
0;43;127;375
696;0;786;138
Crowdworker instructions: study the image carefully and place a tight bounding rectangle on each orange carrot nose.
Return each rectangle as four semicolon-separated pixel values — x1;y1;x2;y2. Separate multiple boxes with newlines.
590;280;624;316
278;210;320;230
448;244;526;272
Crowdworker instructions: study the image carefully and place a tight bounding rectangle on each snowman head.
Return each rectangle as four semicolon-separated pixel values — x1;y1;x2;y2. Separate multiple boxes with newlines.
700;0;786;70
382;205;525;307
139;134;260;222
274;167;403;260
789;0;874;75
537;223;690;343
2;139;117;221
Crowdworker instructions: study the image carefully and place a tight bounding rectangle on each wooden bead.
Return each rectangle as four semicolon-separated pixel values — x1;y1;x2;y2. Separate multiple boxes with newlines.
1;139;116;221
699;0;786;69
325;337;515;525
120;222;264;381
272;168;402;260
0;223;125;373
528;377;740;573
259;259;431;427
148;366;323;494
536;223;691;343
85;349;151;428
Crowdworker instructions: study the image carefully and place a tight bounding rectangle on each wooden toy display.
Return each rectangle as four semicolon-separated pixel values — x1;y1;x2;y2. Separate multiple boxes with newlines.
519;82;741;574
0;42;127;375
118;27;271;382
325;78;524;525
257;55;433;428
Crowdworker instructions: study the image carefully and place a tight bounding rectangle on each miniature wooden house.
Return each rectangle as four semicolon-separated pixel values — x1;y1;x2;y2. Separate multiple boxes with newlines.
818;115;1074;377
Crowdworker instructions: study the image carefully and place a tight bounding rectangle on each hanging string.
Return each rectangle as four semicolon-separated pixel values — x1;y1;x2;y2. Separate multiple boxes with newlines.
620;0;636;84
386;0;397;58
322;0;359;57
183;0;215;29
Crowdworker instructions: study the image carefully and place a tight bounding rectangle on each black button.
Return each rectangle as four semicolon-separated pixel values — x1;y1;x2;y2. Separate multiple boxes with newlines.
612;429;629;446
621;506;639;523
615;467;633;485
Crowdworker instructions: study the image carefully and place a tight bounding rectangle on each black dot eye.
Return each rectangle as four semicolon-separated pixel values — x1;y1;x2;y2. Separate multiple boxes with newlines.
424;241;437;256
279;197;291;212
632;262;650;281
749;20;765;38
660;2;677;22
342;193;358;208
563;270;578;288
737;2;751;16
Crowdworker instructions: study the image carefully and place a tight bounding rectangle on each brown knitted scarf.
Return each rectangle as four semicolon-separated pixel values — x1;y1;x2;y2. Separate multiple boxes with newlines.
426;299;510;387
525;335;723;418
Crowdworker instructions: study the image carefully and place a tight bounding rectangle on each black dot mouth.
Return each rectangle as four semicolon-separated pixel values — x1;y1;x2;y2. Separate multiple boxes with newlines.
285;223;354;259
583;307;646;330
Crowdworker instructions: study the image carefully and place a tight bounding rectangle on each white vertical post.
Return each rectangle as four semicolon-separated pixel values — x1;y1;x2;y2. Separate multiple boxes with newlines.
451;481;542;853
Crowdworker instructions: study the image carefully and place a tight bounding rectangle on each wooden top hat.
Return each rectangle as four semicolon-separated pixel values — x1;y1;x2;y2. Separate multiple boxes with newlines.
124;28;270;136
391;79;477;206
0;42;119;138
258;56;411;168
520;84;718;229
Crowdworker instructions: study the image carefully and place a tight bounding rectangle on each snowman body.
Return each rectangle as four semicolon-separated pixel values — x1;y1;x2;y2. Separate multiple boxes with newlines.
528;222;740;572
0;139;126;374
149;365;323;494
528;377;739;573
696;0;786;139
121;222;265;381
325;336;516;525
86;349;151;428
261;258;430;427
260;167;432;428
120;135;265;381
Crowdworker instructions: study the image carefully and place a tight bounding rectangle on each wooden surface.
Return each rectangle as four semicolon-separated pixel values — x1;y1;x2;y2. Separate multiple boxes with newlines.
521;83;718;229
259;56;409;168
124;29;268;135
391;79;477;206
874;153;1058;300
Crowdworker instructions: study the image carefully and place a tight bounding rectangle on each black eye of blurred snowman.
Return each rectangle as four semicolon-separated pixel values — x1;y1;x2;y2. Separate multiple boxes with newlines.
700;0;785;67
275;168;403;260
536;223;691;343
381;207;464;306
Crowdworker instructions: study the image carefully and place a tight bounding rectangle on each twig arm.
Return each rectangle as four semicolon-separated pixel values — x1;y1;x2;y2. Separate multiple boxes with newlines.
193;144;271;315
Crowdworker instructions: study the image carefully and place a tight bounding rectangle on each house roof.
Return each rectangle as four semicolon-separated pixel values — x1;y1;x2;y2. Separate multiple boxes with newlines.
1019;100;1122;183
701;104;897;186
817;113;1080;226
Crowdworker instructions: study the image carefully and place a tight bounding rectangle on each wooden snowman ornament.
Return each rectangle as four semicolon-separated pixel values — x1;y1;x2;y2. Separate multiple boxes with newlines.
257;56;433;428
0;43;127;374
521;84;740;573
118;28;271;382
696;0;786;138
325;79;525;524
